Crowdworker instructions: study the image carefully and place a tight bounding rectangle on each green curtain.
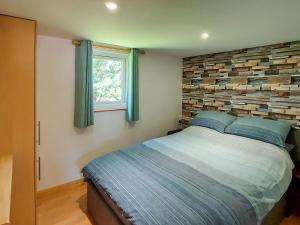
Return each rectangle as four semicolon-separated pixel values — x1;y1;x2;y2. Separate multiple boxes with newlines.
126;48;139;122
74;40;94;128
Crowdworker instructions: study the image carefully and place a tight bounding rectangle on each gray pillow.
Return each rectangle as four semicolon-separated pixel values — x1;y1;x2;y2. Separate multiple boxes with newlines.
189;110;236;133
225;117;291;147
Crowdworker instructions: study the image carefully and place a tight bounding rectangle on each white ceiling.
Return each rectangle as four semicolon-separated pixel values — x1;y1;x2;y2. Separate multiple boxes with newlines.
1;0;300;57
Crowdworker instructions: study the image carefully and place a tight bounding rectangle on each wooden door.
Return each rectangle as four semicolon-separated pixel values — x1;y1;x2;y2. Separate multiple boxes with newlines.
0;14;36;225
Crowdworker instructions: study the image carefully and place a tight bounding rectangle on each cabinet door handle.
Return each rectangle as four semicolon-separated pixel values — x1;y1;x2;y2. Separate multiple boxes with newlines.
38;121;41;146
38;157;41;180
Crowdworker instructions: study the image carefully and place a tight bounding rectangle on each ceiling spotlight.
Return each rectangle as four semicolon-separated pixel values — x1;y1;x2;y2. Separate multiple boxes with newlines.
201;32;209;39
105;2;118;11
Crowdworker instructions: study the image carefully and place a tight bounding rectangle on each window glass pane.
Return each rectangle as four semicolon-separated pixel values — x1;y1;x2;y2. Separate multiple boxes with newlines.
93;56;123;103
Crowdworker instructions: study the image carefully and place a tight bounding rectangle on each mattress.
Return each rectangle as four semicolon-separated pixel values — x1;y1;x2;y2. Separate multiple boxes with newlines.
82;126;294;225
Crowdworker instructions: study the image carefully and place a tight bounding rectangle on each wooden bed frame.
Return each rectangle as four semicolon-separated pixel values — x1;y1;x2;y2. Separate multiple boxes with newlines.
87;129;300;225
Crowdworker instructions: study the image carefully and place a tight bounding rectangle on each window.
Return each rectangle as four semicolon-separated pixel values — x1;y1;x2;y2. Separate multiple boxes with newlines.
93;49;127;111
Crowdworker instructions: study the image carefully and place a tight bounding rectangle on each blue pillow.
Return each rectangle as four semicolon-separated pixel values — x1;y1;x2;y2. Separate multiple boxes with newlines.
189;110;236;133
225;117;291;147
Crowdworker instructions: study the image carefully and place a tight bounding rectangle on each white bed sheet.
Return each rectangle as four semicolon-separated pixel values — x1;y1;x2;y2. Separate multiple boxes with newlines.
144;126;294;223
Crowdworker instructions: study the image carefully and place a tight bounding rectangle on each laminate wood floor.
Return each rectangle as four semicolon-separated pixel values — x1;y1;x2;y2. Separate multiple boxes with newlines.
37;182;300;225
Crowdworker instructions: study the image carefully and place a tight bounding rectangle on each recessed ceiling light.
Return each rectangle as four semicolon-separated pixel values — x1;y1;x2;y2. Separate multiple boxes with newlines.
105;2;118;11
201;32;209;39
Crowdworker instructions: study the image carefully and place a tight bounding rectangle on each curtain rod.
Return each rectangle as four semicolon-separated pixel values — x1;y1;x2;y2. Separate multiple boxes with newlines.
72;40;145;54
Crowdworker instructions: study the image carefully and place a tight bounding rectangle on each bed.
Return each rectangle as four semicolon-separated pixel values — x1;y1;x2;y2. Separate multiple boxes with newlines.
82;126;296;225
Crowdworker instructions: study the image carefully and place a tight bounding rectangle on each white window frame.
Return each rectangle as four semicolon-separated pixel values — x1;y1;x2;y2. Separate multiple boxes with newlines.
92;49;128;111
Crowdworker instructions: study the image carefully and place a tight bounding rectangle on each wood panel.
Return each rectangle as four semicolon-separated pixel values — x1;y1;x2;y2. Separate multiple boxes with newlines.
182;41;300;128
0;155;13;224
0;14;36;225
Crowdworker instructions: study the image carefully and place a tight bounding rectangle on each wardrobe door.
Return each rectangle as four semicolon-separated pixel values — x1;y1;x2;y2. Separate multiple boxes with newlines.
0;15;36;225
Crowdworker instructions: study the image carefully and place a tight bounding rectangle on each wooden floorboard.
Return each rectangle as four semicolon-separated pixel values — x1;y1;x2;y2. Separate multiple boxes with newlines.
37;181;300;225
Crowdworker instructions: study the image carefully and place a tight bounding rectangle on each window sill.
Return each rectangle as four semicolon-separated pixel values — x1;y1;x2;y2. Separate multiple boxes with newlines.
94;102;126;113
94;108;126;113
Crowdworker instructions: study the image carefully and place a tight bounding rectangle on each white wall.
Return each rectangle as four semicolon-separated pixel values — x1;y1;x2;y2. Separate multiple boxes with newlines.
36;35;182;190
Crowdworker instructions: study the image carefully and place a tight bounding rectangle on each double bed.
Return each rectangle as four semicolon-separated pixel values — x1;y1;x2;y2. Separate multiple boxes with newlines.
83;126;296;225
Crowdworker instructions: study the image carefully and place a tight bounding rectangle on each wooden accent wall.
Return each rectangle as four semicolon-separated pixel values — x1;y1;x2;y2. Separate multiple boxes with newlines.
182;41;300;127
0;15;36;225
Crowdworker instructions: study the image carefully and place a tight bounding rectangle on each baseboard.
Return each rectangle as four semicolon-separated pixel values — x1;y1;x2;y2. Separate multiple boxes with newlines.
37;178;85;199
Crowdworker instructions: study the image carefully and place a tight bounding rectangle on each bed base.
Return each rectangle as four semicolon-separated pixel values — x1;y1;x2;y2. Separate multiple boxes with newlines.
87;180;130;225
87;180;287;225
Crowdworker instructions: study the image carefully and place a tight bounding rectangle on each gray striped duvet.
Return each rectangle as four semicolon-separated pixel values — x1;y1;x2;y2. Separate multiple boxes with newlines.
82;126;294;225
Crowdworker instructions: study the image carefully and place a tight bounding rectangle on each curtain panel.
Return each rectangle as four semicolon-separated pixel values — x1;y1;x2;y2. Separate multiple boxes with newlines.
74;40;94;128
126;48;139;122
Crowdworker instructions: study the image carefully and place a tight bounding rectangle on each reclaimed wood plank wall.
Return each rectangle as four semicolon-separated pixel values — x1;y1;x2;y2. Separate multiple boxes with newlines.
182;41;300;127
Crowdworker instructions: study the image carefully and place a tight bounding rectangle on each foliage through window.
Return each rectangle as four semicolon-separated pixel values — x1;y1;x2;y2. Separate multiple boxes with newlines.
93;50;127;110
